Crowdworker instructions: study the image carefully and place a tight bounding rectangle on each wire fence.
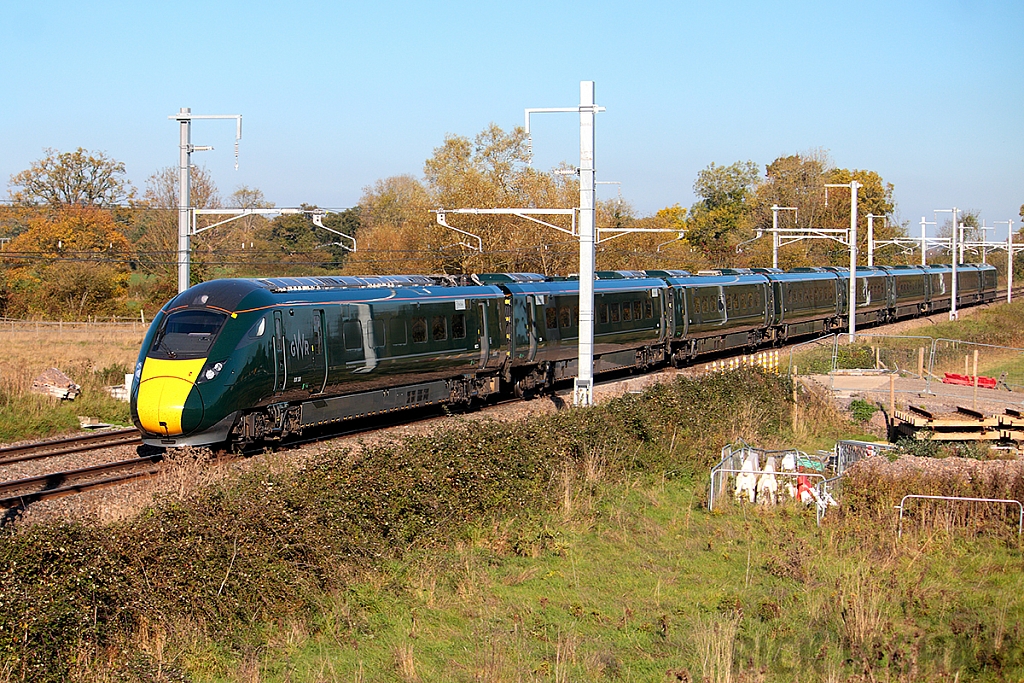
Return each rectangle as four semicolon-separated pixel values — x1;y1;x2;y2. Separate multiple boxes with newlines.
789;333;1024;408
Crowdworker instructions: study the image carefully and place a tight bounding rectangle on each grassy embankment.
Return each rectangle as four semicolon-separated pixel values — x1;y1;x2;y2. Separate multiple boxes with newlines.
0;322;142;441
0;366;1022;682
0;303;1023;680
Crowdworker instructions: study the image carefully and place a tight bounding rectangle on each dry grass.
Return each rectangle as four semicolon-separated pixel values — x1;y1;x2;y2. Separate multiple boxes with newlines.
693;612;740;683
0;322;144;388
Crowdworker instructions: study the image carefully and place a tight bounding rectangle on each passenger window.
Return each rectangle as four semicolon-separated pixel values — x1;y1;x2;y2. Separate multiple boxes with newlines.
599;304;608;324
610;304;620;323
452;313;466;339
370;320;385;348
559;306;571;328
622;302;632;321
412;317;427;343
546;307;558;329
572;307;579;325
390;318;407;346
643;300;653;319
343;321;362;350
432;316;447;341
632;301;642;321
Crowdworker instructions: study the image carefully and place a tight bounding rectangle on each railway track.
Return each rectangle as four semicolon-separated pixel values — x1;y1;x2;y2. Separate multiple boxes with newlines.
0;427;142;465
0;428;149;511
0;455;162;509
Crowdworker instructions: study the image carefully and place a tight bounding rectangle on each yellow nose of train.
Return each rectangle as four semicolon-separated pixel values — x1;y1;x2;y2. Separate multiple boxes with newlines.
135;358;206;436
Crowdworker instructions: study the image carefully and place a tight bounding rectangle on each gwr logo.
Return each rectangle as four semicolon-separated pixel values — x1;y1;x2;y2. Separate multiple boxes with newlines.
290;332;311;358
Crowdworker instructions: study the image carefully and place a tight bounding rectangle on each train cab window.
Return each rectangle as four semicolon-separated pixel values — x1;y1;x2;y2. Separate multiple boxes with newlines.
370;320;386;348
432;316;447;341
412;317;427;343
545;307;558;329
452;313;466;340
343;321;363;350
632;301;642;321
643;300;653;319
598;304;608;325
148;309;227;360
609;303;620;323
390;319;407;346
558;306;571;328
622;302;632;322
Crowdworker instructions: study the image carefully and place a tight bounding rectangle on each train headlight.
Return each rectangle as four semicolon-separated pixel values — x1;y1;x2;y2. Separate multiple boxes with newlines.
134;361;143;383
197;361;225;384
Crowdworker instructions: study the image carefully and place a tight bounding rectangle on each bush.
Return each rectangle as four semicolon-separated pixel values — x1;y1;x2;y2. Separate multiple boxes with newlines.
0;368;792;680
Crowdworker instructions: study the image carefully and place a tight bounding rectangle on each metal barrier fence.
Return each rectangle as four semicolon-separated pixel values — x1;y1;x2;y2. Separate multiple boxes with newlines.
834;439;895;475
707;440;881;524
791;333;1024;408
787;334;836;376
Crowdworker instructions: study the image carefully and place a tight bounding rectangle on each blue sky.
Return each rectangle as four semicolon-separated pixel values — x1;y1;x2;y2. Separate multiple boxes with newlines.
2;0;1021;240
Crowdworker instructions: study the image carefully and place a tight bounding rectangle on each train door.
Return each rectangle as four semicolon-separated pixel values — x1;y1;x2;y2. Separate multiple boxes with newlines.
277;308;328;393
273;310;287;392
477;301;491;369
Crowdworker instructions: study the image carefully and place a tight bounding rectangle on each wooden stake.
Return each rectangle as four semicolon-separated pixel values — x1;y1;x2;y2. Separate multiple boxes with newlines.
973;349;979;411
890;373;896;415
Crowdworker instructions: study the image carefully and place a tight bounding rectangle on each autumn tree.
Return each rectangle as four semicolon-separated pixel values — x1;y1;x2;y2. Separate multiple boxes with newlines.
748;151;905;268
130;166;221;302
594;203;699;272
0;206;134;318
422;125;579;275
343;175;435;275
8;148;136;208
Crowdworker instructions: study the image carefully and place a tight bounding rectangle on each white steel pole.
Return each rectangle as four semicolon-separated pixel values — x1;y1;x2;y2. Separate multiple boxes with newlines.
575;80;597;408
951;207;959;321
176;108;191;294
849;182;859;341
867;214;875;267
772;206;779;269
920;217;927;266
959;222;965;263
1003;231;1011;303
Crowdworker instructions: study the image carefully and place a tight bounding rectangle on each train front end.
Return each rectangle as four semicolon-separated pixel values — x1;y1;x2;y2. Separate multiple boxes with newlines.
130;280;264;447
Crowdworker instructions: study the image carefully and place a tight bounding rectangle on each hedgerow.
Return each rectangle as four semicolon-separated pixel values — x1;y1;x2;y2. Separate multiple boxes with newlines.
0;369;790;680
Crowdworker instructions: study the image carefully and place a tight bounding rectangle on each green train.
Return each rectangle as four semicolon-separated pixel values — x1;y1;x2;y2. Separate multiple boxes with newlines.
130;264;998;448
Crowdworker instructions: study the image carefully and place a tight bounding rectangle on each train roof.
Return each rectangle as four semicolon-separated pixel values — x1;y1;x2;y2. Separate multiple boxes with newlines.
162;277;506;316
499;277;667;296
654;272;769;286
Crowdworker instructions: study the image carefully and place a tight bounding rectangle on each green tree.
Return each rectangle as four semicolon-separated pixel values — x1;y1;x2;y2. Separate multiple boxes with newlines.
8;148;136;208
687;160;760;266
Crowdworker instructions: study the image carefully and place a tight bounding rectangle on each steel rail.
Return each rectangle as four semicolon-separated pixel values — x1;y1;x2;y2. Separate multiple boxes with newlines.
0;428;141;465
0;454;162;505
0;470;160;510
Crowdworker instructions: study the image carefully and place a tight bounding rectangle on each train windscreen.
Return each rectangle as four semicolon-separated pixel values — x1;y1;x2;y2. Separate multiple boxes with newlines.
148;309;228;360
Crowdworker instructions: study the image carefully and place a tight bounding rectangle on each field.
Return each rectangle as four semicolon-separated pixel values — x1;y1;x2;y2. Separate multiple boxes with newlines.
0;322;144;441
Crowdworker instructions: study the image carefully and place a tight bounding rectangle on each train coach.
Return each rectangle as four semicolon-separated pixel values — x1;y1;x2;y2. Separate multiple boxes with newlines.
131;263;998;449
